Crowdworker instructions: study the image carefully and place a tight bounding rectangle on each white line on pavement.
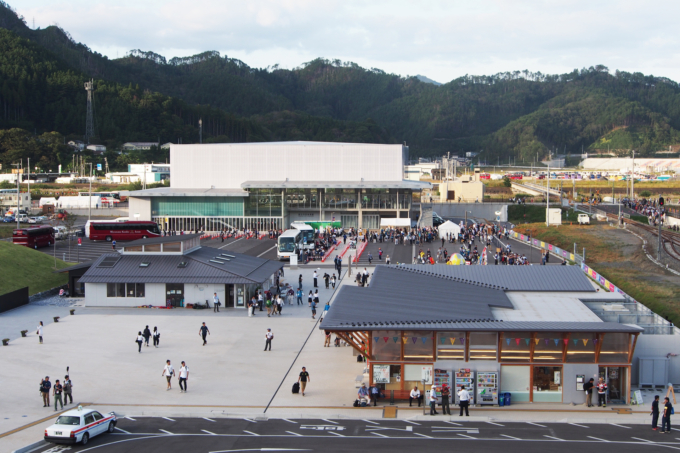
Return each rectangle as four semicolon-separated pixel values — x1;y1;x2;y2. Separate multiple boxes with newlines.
219;238;243;249
569;423;589;428
587;436;610;442
329;432;345;437
500;434;520;440
115;428;131;434
243;418;257;423
371;432;389;438
159;429;173;435
322;419;339;424
162;417;175;422
631;437;655;443
243;430;260;436
363;419;379;425
526;422;547;428
457;434;476;439
486;421;504;427
404;420;421;425
543;435;564;441
443;421;462;426
282;419;298;424
414;433;433;439
125;416;136;421
610;423;631;429
286;431;303;437
257;245;277;257
202;430;217;435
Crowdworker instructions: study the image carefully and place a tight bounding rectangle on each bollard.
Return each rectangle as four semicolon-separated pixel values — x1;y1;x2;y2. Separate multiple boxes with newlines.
70;309;75;315
53;316;60;323
390;390;395;405
20;330;28;337
2;339;9;346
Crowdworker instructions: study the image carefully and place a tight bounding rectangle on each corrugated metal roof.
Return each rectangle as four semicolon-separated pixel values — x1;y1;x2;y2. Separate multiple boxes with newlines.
124;234;201;247
397;264;595;292
53;261;94;274
129;187;249;197
241;180;430;189
78;247;282;284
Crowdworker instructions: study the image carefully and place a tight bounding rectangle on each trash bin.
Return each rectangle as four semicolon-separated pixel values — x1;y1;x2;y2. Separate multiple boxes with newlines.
504;392;511;406
498;393;505;407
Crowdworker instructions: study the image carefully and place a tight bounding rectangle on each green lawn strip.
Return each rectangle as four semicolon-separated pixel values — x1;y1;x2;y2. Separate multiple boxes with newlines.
0;241;71;296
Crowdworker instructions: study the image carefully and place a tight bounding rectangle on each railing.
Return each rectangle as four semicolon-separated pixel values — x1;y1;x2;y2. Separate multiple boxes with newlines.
353;241;368;263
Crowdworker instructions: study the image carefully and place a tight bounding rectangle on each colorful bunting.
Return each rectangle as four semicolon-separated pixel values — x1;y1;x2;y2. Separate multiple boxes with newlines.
393;337;399;343
412;337;417;344
554;339;559;346
441;338;446;344
563;338;569;345
374;337;379;343
383;337;388;343
451;338;456;345
573;339;578;345
506;338;511;345
594;338;598;344
422;337;427;344
544;339;549;346
583;339;588;346
460;337;466;345
535;338;540;345
515;338;520;346
403;337;407;344
525;338;530;345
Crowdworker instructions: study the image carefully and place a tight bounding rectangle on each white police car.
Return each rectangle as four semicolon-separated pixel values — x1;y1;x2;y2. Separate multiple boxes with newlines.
44;406;117;445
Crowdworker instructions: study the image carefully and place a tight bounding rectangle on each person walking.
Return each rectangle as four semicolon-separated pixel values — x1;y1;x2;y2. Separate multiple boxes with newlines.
409;386;421;407
162;360;175;390
583;378;594;407
266;297;273;317
458;386;471;416
112;239;116;250
386;255;390;265
597;377;607;407
178;361;189;393
331;274;336;289
429;385;439;415
652;395;660;430
213;292;220;312
321;301;330;320
63;375;73;405
661;396;673;433
313;270;318;288
311;299;317;319
40;376;51;407
298;367;310;396
37;321;44;344
441;384;451;415
135;331;144;352
308;290;313;307
199;322;210;346
143;325;152;347
264;328;273;351
323;273;330;289
53;379;63;411
367;252;372;265
152;327;160;348
324;330;331;347
296;288;303;305
298;274;303;290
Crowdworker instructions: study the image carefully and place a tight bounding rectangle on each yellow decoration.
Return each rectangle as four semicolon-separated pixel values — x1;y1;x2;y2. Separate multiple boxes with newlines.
534;338;540;345
450;338;456;344
583;339;588;346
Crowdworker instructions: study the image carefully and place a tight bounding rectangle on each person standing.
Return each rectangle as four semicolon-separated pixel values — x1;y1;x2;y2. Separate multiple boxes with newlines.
652;395;660;430
40;376;51;407
135;331;144;352
143;325;152;347
311;299;317;319
597;377;607;407
661;396;673;433
409;386;421;407
298;274;303;290
53;379;63;411
441;384;451;415
199;322;210;346
162;360;174;390
370;384;380;406
313;270;318;288
63;375;73;405
266;297;273;317
583;378;594;407
386;255;391;265
264;328;273;351
296;288;303;305
298;367;310;396
367;252;373;265
37;321;44;344
308;290;313;307
178;361;189;393
152;327;160;348
429;385;439;415
330;274;336;289
323;273;330;289
112;239;116;251
324;330;331;347
213;292;220;312
458;386;471;416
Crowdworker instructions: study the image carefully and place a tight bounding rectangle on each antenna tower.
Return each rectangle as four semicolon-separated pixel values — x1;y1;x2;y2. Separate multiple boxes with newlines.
84;79;95;143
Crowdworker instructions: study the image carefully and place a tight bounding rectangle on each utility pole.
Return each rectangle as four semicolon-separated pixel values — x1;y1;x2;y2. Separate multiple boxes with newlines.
27;157;30;212
199;118;203;144
658;219;662;261
546;164;550;227
88;163;92;223
631;150;635;198
12;163;20;230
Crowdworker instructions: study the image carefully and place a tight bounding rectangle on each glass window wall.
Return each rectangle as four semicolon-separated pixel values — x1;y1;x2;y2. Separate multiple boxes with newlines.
403;331;434;361
323;189;357;210
469;332;497;360
599;333;630;363
533;333;564;362
285;189;319;209
151;197;243;217
372;331;402;361
162;242;181;252
533;366;562;402
244;190;282;217
566;333;596;363
500;333;531;362
437;332;465;360
500;365;530;402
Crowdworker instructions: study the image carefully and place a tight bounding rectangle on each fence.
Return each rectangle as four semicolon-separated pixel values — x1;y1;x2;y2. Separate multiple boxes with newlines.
0;287;29;314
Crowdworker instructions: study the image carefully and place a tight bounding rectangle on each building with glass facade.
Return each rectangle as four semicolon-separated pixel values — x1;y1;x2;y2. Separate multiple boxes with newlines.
128;142;430;232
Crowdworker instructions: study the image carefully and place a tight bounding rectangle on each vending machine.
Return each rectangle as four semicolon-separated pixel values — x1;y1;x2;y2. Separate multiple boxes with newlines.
476;371;499;405
454;369;476;405
433;369;452;403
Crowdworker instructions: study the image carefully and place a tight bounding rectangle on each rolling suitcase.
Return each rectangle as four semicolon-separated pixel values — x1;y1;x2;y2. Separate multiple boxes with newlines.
292;382;300;394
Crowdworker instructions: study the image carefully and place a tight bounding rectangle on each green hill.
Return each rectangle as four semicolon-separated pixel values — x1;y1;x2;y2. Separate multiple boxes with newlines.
0;241;70;296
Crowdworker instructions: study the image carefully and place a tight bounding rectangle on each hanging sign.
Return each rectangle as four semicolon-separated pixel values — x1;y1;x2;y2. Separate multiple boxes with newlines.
373;365;390;384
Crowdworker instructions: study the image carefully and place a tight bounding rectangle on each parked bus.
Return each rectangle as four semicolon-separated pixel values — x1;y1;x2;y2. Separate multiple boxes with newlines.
277;229;303;260
86;220;161;241
78;191;120;205
13;226;54;249
291;222;316;250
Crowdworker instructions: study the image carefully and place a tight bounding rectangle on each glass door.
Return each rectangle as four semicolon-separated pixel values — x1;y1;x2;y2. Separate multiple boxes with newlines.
225;284;235;308
599;367;627;404
165;283;184;307
533;366;562;402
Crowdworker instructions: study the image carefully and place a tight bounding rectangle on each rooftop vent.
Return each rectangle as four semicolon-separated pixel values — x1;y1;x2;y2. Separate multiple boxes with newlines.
97;256;121;268
177;261;188;268
139;262;150;268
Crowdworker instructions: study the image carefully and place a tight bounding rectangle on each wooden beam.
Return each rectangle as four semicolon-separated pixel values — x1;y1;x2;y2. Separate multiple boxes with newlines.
465;331;470;362
400;331;405;361
628;333;639;364
498;332;503;362
562;333;571;363
334;331;366;357
530;332;536;362
594;333;605;363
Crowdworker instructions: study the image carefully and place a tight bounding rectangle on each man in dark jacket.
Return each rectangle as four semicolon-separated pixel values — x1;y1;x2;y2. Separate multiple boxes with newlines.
661;397;673;433
652;395;660;430
583;378;594;407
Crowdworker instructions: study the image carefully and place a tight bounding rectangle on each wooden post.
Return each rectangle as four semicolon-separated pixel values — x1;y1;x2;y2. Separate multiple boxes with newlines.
530;332;536;362
594;333;605;363
465;332;470;362
432;332;437;361
628;333;639;364
498;332;503;362
562;333;571;363
400;331;405;361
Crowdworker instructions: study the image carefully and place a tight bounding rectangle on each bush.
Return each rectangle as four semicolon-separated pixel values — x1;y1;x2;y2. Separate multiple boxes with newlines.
502;177;512;188
639;190;651;197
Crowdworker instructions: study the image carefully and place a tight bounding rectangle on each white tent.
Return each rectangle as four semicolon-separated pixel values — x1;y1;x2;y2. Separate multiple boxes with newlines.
438;220;461;238
380;218;411;228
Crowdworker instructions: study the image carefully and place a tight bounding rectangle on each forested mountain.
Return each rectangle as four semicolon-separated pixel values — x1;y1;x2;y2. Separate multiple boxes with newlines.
2;0;680;166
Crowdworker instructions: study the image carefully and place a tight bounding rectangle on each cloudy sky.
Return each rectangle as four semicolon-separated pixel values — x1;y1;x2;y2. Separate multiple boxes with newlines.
15;0;680;83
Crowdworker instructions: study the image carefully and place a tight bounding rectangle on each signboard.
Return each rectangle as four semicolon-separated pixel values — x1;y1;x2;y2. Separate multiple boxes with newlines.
97;164;102;171
373;365;390;384
634;390;644;405
421;366;433;384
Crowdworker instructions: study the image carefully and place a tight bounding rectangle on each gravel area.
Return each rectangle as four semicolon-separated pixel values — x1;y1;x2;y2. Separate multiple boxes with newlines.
29;293;79;307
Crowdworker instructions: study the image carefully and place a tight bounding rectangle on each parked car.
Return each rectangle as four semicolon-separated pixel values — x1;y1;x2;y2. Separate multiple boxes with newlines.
28;217;43;224
17;213;29;223
577;214;591;225
44;407;117;445
53;226;68;240
3;216;15;223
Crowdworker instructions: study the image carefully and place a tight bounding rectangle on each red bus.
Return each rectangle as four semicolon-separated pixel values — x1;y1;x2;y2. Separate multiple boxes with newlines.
87;221;161;241
13;226;55;249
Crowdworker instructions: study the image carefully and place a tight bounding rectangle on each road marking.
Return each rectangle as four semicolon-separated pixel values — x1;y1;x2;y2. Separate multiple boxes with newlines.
500;434;520;440
363;419;379;425
125;416;136;421
322;419;339;424
404;420;421;425
414;433;432;439
115;427;131;434
286;431;303;437
631;437;655;443
219;238;242;249
457;434;476;439
443;421;462;426
203;417;215;422
526;422;546;428
543;435;564;441
486;421;504;427
162;417;175;422
587;436;610;442
243;430;260;436
371;432;389;438
329;432;345;437
257;245;277;257
282;419;297;424
243;418;257;423
159;429;173;435
569;423;589;428
610;423;631;429
202;430;217;435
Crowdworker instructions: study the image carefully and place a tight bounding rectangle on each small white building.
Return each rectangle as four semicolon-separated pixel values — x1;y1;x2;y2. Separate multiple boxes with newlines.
87;144;107;154
122;142;159;152
68;140;85;151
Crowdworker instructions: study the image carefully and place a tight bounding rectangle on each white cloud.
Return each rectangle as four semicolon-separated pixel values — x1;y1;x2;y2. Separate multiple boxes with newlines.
16;0;680;83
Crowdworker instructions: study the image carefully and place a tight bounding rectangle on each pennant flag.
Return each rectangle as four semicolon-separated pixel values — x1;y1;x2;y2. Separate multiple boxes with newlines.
403;337;407;344
506;338;511;345
412;337;417;344
460;337;466;345
583;339;588;346
393;337;399;343
421;337;427;344
451;338;456;345
374;337;379;343
441;338;445;344
573;339;578;345
544;339;549;346
554;339;559;346
535;338;540;345
383;337;388;343
515;338;520;346
525;338;530;345
594;338;598;344
563;338;569;345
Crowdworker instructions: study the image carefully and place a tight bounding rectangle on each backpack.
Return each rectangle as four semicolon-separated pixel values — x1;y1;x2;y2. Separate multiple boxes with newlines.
64;381;72;392
353;399;359;407
361;401;367;407
266;300;271;307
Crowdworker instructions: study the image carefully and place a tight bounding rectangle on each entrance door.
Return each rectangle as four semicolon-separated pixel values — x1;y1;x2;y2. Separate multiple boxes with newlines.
599;367;627;404
165;283;184;307
225;284;235;308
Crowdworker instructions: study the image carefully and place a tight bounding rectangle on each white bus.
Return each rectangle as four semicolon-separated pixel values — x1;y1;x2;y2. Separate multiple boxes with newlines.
291;222;316;250
277;229;303;260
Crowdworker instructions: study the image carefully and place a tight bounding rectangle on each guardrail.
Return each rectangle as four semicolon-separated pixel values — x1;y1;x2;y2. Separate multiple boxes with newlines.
353;241;368;263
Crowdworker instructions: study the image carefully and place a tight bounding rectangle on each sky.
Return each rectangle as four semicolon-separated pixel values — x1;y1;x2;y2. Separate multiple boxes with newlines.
14;0;680;84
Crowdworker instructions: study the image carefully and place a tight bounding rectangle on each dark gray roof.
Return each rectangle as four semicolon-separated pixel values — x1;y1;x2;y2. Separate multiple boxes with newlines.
397;264;595;292
53;261;94;273
124;234;201;247
78;247;282;284
241;180;430;190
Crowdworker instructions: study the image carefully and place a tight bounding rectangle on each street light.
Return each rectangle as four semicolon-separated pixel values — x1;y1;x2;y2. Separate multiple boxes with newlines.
11;163;20;230
464;210;472;226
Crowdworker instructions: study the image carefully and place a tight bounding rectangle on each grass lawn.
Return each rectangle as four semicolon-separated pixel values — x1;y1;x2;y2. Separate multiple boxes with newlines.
0;241;72;296
0;224;15;239
513;223;680;325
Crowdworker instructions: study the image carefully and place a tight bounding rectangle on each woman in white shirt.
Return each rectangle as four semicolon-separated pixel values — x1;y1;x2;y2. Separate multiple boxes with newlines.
135;331;144;353
37;321;44;344
152;327;160;348
162;360;175;390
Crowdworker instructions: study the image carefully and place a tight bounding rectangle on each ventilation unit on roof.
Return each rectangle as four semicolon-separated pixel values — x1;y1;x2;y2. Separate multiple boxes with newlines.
209;259;225;265
177;261;188;268
221;254;235;259
139;262;150;268
97;256;121;268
